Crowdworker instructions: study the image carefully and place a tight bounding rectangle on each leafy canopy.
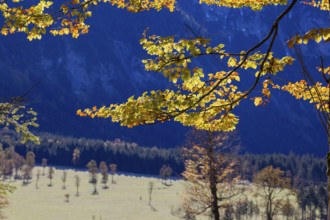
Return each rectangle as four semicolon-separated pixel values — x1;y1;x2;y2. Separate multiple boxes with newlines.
76;0;329;132
1;0;328;132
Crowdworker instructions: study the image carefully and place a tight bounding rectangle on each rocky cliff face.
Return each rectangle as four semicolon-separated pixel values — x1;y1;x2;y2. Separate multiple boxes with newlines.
0;1;328;154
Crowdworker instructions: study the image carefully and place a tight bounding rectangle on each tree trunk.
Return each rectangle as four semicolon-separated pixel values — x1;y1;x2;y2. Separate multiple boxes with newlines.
267;202;272;220
327;68;330;220
267;213;272;220
208;143;220;220
327;150;330;220
210;178;220;220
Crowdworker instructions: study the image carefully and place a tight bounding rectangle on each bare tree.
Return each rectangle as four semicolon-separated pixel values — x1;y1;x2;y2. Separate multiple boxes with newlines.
41;158;47;176
160;165;167;184
22;165;32;184
148;181;154;206
181;130;241;220
61;170;67;189
47;167;54;187
25;151;35;169
64;193;70;203
160;165;173;185
74;175;80;197
72;148;80;167
35;170;40;189
99;161;109;189
253;166;291;220
87;160;98;195
109;164;117;184
13;153;25;179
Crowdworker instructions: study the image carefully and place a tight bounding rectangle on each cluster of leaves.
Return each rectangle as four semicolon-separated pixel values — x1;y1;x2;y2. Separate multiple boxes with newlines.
74;0;330;137
0;102;39;144
287;28;330;47
302;0;330;11
78;35;294;130
199;0;288;11
0;0;54;40
281;80;329;112
0;0;298;41
0;0;176;40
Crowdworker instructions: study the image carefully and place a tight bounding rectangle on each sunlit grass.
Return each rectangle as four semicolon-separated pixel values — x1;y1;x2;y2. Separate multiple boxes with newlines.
2;167;298;220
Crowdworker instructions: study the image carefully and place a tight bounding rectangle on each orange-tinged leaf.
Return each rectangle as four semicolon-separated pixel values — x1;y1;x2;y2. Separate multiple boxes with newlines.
254;97;263;106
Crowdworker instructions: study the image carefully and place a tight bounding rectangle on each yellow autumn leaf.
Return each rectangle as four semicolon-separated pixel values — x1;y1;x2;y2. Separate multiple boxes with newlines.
254;97;263;106
227;57;237;67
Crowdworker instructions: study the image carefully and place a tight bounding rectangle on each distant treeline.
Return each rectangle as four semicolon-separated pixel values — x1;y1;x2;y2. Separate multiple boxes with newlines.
0;130;326;183
240;153;326;185
1;131;183;175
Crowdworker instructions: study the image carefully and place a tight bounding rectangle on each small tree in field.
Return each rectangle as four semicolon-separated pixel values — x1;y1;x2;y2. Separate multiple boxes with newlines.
47;167;54;187
148;182;154;206
64;193;70;203
22;165;32;184
160;165;167;184
22;151;35;182
61;170;67;189
41;158;47;176
35;170;40;189
109;164;117;184
99;161;109;189
253;166;291;220
87;160;98;194
25;151;35;169
160;165;173;185
74;175;80;197
72;148;80;167
13;153;25;179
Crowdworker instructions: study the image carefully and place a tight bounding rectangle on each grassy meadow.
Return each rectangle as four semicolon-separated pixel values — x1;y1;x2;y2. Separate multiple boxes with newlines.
2;167;298;220
3;167;185;220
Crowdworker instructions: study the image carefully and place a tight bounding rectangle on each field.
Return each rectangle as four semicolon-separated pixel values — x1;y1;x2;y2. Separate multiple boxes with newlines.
3;167;185;220
2;167;298;220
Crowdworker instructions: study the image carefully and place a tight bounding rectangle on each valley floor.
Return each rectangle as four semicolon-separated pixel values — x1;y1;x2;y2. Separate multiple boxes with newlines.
2;167;298;220
3;167;184;220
